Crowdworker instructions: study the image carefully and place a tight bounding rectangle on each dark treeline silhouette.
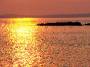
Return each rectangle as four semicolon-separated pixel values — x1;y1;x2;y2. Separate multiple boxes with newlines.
37;21;82;26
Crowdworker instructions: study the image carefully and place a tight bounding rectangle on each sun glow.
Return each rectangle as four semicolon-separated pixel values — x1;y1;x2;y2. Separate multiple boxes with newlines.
7;18;40;67
12;18;37;25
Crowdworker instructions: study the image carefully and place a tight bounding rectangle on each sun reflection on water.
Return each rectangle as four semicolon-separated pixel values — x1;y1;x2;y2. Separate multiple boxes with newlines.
7;18;40;67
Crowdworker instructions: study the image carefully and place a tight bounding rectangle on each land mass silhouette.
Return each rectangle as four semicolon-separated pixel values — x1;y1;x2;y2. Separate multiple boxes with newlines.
85;23;90;25
37;21;82;26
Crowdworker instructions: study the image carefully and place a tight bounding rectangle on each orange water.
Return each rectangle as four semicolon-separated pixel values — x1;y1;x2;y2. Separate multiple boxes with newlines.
0;18;90;67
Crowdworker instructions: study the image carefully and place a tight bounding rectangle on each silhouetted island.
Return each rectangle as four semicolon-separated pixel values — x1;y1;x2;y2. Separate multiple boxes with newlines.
37;21;82;26
85;23;90;26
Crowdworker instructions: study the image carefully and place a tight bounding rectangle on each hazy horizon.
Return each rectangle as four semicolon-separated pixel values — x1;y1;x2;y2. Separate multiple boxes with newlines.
0;13;90;18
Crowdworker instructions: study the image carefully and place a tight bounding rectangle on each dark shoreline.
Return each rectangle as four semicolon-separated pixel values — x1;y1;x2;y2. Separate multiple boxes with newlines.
85;23;90;26
37;21;83;26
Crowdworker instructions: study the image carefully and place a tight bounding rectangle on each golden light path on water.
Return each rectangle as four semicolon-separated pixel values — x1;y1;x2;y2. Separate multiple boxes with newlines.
5;18;41;67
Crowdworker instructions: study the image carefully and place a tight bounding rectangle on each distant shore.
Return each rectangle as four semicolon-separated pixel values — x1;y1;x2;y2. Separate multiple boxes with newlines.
37;21;81;26
37;21;90;26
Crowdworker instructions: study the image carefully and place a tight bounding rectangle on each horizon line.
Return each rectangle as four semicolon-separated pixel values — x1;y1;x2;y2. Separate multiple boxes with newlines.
0;13;90;18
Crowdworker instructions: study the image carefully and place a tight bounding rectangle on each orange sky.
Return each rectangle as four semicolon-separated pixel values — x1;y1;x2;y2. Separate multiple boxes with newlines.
0;0;90;16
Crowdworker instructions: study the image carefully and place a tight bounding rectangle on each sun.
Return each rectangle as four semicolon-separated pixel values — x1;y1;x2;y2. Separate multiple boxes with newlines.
12;18;37;26
8;18;37;37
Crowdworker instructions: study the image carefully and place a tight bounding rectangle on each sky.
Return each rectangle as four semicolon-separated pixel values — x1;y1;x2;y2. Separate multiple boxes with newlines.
0;0;90;16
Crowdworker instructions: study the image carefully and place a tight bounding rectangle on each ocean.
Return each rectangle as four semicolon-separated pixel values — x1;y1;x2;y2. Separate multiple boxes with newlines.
0;18;90;67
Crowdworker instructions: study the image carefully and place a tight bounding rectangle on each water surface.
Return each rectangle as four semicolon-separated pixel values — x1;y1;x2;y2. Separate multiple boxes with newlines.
0;18;90;67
